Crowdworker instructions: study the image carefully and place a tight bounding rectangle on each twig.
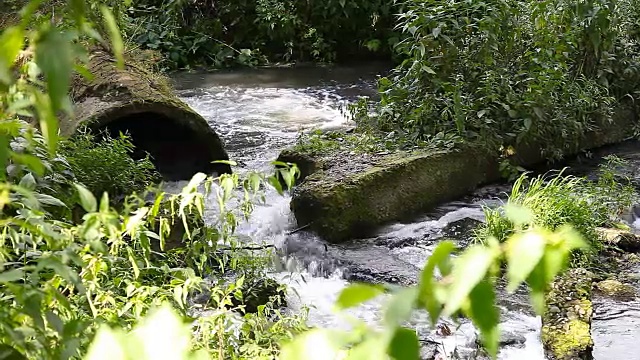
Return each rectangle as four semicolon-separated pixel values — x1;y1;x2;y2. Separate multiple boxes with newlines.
219;244;275;251
287;223;312;235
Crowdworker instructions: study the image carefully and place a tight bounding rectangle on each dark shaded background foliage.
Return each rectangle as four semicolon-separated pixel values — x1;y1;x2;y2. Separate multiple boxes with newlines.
125;0;398;69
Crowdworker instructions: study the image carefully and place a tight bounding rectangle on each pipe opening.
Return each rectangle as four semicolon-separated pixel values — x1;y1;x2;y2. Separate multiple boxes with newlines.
96;111;226;181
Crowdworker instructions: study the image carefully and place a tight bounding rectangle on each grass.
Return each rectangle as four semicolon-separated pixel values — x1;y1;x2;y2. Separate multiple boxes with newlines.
475;156;636;265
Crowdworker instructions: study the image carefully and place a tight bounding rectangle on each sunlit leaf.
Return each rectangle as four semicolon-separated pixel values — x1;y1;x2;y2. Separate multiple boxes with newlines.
33;92;59;156
0;26;25;85
443;245;497;316
419;241;455;324
384;287;418;326
467;280;500;358
74;183;96;212
335;283;384;310
504;203;534;226
11;153;45;177
505;230;545;292
100;192;109;213
85;326;126;360
280;329;345;360
268;175;284;195
35;29;73;114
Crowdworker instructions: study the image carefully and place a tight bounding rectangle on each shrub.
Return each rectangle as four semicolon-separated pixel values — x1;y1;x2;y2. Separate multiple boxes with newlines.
353;0;640;159
60;130;161;202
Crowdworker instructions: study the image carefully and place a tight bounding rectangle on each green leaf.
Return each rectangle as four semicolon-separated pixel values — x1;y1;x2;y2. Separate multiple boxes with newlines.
467;280;500;358
45;311;64;335
0;344;27;360
335;283;384;310
505;230;546;292
33;92;59;156
0;26;25;85
419;241;455;324
384;287;418;326
100;6;124;69
346;334;388;360
0;134;9;181
0;269;24;282
85;326;126;360
443;245;497;316
18;173;36;190
268;175;284;195
24;292;45;330
100;192;109;213
11;153;45;177
35;29;73;114
388;327;419;360
34;193;67;208
74;183;96;212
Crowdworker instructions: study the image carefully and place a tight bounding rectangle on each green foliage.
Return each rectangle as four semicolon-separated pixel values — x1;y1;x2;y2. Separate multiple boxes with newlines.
60;131;160;203
122;0;398;69
0;2;306;359
353;0;640;159
476;157;636;262
0;2;629;360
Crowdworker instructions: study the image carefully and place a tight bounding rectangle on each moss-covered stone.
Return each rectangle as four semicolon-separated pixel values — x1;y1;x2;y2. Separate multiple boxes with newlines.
542;268;594;360
595;227;640;253
291;146;499;242
595;279;637;301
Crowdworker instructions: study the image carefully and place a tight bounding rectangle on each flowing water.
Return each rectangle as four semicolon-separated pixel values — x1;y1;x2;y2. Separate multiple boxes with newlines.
166;66;639;359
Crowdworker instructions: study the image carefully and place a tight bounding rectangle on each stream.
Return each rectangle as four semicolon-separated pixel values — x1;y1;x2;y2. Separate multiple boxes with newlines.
167;65;640;359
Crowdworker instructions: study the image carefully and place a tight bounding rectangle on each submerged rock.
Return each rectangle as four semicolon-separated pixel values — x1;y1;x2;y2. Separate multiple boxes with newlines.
595;279;637;302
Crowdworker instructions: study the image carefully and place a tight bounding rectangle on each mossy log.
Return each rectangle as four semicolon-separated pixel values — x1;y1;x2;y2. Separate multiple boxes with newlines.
542;268;594;360
65;50;231;180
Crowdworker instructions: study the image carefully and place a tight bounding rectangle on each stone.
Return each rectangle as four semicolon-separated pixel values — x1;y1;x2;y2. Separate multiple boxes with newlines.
281;101;638;243
475;330;526;348
595;227;640;253
290;146;499;243
595;279;637;302
542;268;594;360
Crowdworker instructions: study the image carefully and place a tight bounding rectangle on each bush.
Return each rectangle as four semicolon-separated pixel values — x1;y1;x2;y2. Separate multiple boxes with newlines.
60;130;160;202
122;0;398;69
353;0;640;159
